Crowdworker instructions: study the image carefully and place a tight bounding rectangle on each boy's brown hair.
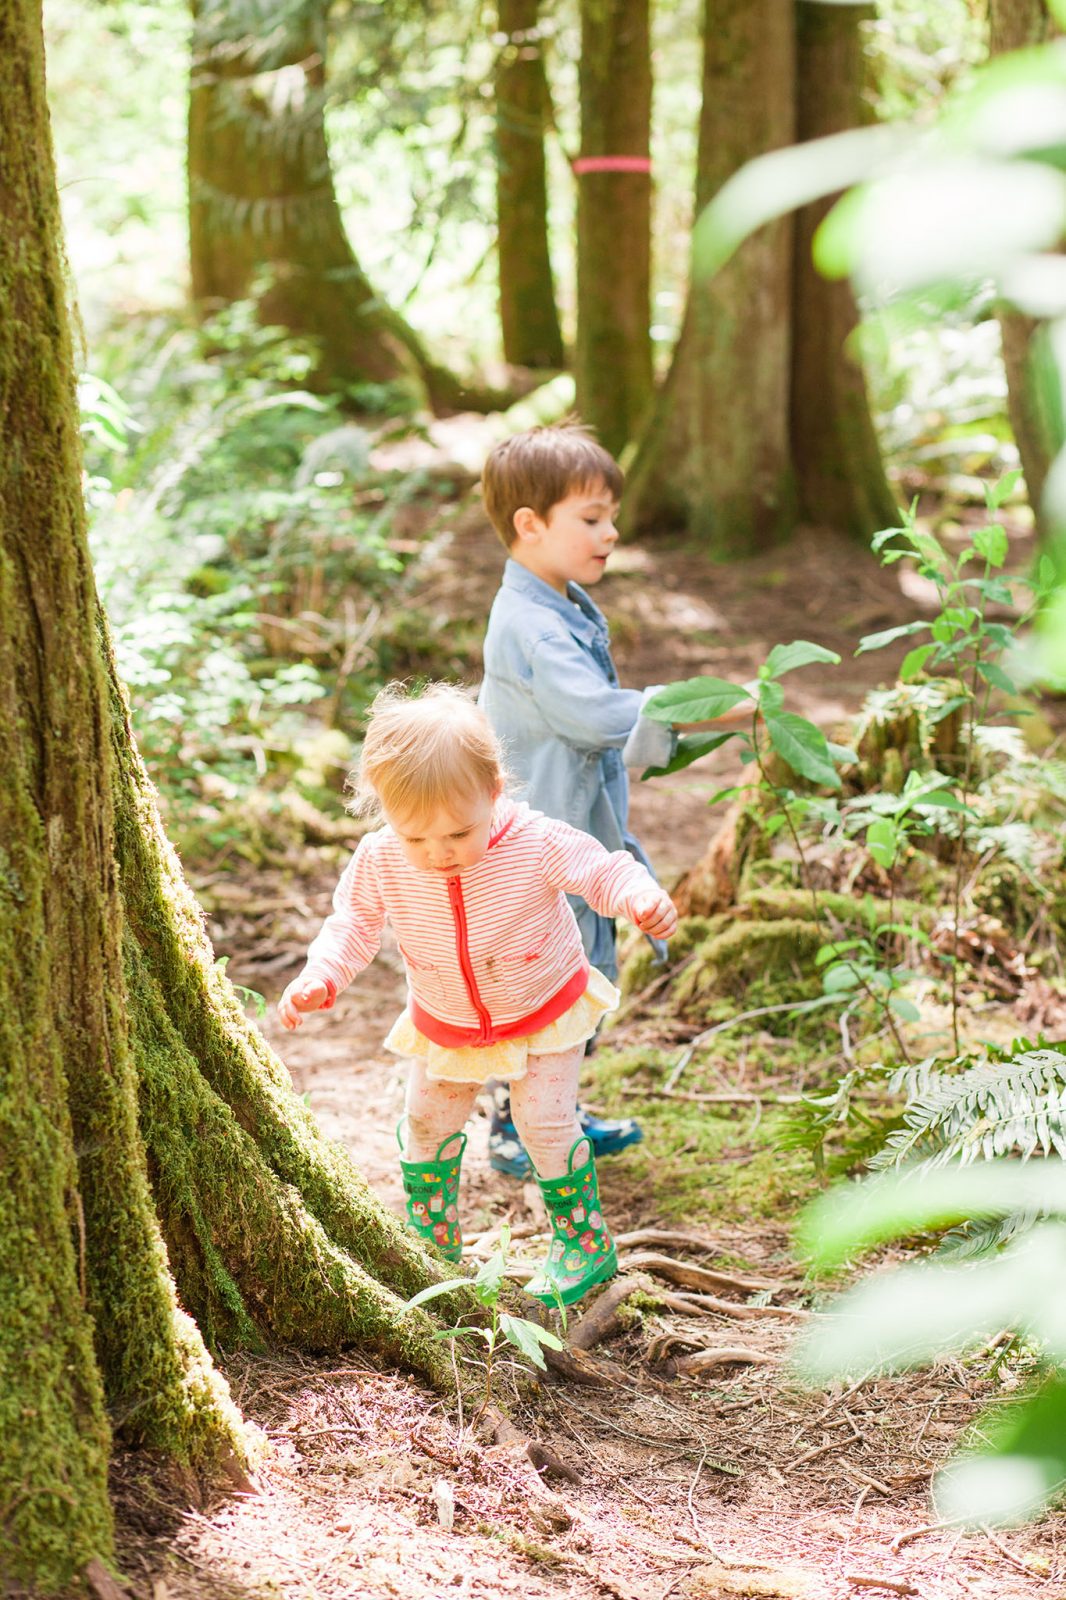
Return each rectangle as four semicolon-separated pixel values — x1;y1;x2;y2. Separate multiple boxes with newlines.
480;421;624;549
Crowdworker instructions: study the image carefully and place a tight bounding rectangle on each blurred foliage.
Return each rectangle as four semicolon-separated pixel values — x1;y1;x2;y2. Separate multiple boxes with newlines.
81;301;463;860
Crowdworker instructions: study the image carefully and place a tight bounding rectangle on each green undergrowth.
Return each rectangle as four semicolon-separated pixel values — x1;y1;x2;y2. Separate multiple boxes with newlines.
591;1043;817;1245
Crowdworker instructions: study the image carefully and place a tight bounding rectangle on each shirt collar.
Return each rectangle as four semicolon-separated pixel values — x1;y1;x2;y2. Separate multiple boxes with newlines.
502;559;608;642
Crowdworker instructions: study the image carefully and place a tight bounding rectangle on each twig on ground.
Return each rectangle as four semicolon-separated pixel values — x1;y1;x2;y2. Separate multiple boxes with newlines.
891;1519;960;1553
671;1347;776;1376
663;995;844;1090
652;1287;809;1321
784;1434;853;1473
844;1576;918;1596
981;1524;1045;1577
621;1086;804;1106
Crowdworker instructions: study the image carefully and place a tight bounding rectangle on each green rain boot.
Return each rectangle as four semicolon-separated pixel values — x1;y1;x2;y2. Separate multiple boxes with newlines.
526;1137;618;1307
397;1126;467;1264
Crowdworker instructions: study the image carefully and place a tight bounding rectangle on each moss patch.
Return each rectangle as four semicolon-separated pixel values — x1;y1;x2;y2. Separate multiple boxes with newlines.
589;1046;816;1246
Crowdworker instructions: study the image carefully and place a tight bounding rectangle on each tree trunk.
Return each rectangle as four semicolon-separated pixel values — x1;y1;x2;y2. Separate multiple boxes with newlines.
188;0;518;414
189;0;427;401
626;0;796;552
4;6;464;1584
575;0;653;455
790;0;896;541
989;0;1061;525
496;0;565;370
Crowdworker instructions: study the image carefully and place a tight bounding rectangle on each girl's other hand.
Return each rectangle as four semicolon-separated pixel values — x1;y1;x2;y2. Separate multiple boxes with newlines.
632;889;678;939
278;975;330;1030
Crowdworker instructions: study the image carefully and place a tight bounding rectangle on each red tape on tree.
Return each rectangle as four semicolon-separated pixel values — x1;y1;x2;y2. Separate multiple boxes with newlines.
572;155;652;174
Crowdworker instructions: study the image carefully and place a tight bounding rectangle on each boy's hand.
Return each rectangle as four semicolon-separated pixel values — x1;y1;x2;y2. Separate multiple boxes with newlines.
278;975;331;1030
631;889;678;939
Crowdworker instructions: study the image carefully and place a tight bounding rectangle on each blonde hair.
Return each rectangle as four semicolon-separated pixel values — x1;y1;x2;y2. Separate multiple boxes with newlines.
481;420;624;550
350;682;506;824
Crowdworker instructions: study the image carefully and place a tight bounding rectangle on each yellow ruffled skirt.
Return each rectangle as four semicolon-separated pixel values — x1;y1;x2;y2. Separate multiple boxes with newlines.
384;966;620;1083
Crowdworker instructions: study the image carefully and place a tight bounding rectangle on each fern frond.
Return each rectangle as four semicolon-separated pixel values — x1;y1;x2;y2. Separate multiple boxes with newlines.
870;1048;1066;1170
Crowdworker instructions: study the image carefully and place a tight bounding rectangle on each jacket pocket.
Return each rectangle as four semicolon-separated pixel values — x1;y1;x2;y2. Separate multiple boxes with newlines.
398;946;446;1004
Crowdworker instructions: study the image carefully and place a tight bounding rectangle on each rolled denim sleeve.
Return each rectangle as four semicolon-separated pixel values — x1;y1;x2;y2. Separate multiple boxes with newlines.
528;631;644;751
621;686;676;771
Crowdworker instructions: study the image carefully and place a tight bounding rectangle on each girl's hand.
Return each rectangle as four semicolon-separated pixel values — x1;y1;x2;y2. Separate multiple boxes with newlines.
632;889;678;939
278;975;331;1030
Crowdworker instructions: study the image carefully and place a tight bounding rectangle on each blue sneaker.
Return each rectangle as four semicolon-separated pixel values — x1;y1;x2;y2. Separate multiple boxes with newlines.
488;1089;643;1179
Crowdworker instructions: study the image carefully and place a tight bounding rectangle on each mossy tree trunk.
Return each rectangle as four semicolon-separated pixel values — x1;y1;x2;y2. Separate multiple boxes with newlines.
496;0;565;369
989;0;1062;528
575;0;653;454
626;0;796;551
790;0;896;541
4;4;462;1586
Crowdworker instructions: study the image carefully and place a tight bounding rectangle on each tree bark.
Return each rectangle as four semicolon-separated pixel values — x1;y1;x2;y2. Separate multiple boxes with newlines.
496;0;565;369
626;0;796;552
4;5;466;1585
575;0;653;454
989;0;1061;525
790;0;896;541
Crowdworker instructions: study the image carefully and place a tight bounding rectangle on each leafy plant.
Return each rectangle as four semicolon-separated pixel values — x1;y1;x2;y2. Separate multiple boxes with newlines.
795;1159;1066;1527
401;1226;564;1411
854;479;1052;1049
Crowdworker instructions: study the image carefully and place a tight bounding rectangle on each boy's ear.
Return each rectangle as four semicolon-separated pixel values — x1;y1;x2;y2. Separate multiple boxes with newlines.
512;506;541;543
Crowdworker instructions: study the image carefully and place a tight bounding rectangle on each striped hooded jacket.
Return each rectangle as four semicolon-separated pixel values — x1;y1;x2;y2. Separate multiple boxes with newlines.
302;798;658;1047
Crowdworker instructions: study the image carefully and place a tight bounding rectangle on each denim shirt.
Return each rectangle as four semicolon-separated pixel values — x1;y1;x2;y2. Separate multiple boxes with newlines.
478;560;673;976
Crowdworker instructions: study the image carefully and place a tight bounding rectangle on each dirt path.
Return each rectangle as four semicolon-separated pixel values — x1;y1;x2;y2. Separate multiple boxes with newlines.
114;509;1061;1599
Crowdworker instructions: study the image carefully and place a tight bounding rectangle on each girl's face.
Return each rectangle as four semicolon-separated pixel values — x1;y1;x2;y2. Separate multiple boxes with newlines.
385;785;501;876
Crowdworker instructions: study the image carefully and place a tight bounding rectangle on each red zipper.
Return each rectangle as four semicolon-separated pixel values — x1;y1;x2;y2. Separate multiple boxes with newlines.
448;877;493;1042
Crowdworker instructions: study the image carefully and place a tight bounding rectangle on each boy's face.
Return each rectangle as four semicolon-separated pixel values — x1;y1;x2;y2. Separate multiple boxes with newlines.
511;480;620;595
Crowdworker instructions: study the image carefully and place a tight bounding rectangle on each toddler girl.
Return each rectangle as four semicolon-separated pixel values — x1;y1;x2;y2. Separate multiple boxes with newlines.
278;683;676;1307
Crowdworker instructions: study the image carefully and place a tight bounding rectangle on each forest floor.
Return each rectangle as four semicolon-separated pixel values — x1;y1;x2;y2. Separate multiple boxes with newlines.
111;477;1065;1600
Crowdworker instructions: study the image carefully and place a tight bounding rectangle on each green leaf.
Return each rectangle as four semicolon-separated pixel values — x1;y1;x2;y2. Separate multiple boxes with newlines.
795;1225;1066;1382
856;622;931;656
900;644;936;682
976;661;1019;695
888;995;921;1022
705;784;755;809
762;640;842;679
692;121;910;279
798;1161;1066;1273
642;730;743;780
475;1244;508;1299
401;1277;473;1312
826;741;859;766
822;962;863;994
984;471;1023;513
815;939;869;968
642;677;752;725
757;679;785;715
935;1374;1066;1527
866;816;900;869
764;712;841;789
499;1313;565;1371
973;522;1009;568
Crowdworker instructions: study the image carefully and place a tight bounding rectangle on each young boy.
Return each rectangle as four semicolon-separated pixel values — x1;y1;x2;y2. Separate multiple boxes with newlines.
478;422;675;1177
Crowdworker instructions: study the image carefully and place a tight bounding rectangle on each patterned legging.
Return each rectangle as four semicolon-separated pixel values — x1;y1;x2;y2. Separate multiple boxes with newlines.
405;1044;584;1179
